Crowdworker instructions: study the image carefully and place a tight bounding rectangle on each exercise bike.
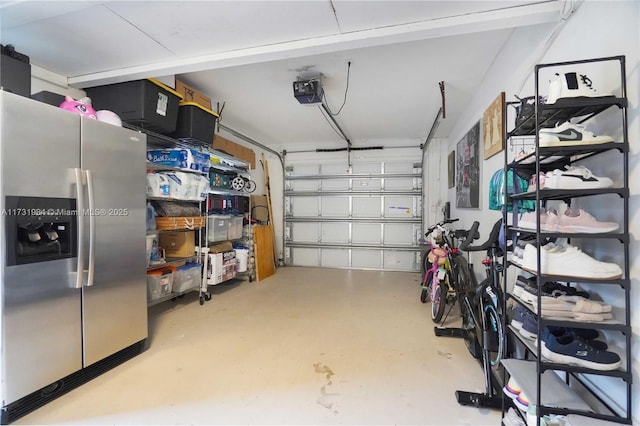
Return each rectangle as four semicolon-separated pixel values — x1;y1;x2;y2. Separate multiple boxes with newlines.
435;219;506;409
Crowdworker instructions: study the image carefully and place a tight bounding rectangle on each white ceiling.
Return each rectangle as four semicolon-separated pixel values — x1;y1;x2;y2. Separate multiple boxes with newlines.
0;0;563;150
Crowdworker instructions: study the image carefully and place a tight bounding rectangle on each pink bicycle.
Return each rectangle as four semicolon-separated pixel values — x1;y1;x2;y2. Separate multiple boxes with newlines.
420;219;459;323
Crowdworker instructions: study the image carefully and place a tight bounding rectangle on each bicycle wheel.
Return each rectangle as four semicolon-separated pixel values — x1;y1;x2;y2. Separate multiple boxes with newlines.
454;258;482;358
461;297;482;359
484;302;504;369
420;271;433;303
431;279;447;323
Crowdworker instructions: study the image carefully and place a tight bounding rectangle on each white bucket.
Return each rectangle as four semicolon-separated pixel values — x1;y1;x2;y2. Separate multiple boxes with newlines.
234;247;249;272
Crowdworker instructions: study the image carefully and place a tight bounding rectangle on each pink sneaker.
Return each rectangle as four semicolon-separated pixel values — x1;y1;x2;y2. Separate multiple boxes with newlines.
556;208;619;233
519;209;559;231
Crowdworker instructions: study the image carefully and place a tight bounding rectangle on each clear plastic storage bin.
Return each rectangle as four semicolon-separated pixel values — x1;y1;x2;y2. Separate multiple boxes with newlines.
207;215;230;242
147;267;174;301
173;263;201;293
228;216;244;240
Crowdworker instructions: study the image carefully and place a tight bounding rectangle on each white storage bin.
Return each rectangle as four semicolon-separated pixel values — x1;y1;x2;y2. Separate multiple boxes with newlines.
207;214;230;242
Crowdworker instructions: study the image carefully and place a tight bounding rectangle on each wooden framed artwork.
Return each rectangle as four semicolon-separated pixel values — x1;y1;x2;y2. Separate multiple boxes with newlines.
448;150;455;188
456;121;480;208
482;92;505;160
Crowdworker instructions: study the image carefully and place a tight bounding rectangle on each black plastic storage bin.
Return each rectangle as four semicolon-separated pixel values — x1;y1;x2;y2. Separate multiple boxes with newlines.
0;44;31;98
169;101;218;145
85;78;182;134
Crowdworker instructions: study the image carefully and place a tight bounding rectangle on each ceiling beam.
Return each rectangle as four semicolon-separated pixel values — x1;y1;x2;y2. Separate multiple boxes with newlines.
69;1;562;88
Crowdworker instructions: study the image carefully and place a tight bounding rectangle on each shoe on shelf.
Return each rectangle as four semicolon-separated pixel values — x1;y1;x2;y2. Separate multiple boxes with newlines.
520;311;539;340
544;165;613;190
521;243;622;279
547;72;614;104
556;208;619;233
512;275;548;303
503;377;523;400
540;326;608;351
518;209;559;231
541;332;621;371
541;281;590;299
539;122;614;147
511;305;527;331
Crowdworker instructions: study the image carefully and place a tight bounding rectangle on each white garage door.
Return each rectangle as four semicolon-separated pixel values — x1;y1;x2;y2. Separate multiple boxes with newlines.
284;152;423;272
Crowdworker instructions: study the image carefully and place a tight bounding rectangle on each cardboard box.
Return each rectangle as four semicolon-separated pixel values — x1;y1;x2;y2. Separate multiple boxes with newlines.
175;79;212;110
212;134;256;169
251;195;270;224
205;251;236;285
159;231;195;258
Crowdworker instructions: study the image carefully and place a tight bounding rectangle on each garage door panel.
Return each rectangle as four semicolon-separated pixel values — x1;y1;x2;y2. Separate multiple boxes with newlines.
352;223;381;244
385;163;416;174
352;163;381;174
321;223;349;243
291;248;319;267
353;196;381;217
384;223;417;245
291;180;319;191
321;249;349;268
288;164;319;176
291;223;318;242
291;196;319;216
383;250;416;271
353;177;382;190
352;249;381;269
385;177;417;190
322;178;349;190
320;196;349;216
384;196;415;217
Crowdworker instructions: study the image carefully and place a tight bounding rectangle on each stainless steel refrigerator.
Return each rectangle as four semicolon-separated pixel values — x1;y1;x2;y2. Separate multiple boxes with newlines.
0;90;148;422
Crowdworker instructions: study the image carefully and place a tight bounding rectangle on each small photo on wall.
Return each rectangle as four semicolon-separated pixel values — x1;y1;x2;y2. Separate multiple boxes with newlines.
483;92;505;160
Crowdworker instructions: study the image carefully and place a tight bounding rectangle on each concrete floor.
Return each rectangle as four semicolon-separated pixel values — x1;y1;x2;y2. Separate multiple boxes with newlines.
16;267;501;425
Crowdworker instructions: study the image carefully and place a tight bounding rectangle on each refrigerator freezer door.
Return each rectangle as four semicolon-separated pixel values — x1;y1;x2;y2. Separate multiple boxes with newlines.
1;91;83;403
80;118;148;366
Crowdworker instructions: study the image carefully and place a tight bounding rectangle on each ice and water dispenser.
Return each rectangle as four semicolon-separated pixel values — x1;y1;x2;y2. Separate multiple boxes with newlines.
5;196;77;266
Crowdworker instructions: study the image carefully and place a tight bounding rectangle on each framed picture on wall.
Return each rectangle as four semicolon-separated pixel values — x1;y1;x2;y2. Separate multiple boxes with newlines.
448;151;455;189
456;121;480;208
482;92;505;160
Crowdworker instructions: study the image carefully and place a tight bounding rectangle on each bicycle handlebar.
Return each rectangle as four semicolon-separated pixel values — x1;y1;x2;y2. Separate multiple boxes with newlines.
425;218;459;237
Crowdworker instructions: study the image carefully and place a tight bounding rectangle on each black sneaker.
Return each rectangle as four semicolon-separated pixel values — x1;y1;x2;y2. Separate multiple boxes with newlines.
542;332;621;370
540;326;608;351
512;275;551;304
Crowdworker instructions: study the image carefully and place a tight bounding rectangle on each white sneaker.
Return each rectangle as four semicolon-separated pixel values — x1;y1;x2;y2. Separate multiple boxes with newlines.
539;122;613;147
544;166;613;190
556;208;619;233
521;243;622;279
547;72;614;104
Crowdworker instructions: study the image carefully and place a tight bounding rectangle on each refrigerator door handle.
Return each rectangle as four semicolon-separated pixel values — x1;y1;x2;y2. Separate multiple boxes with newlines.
74;168;85;289
86;169;96;287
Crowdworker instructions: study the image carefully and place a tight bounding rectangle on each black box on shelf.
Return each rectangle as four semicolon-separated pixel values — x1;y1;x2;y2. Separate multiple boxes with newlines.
169;101;218;145
85;78;182;134
0;44;31;98
31;90;65;107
